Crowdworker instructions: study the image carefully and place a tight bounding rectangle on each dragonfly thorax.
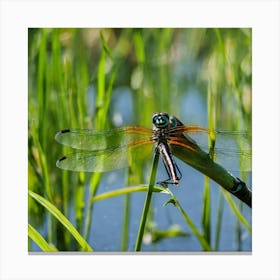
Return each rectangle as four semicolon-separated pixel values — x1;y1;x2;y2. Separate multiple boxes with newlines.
152;127;170;143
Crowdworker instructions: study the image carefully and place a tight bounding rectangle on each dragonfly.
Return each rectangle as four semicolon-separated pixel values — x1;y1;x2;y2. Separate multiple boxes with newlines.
55;112;251;185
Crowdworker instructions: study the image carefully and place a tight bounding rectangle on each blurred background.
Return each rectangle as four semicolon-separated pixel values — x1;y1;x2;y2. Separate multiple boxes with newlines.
28;28;252;252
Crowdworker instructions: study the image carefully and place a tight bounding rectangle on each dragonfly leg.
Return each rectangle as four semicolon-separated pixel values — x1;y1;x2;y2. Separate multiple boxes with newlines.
157;177;180;187
157;158;182;187
156;156;171;187
156;142;182;186
175;160;182;180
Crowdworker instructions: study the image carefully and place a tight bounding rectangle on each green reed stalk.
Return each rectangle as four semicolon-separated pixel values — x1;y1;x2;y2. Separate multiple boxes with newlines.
202;80;216;245
121;194;130;251
214;191;224;250
135;151;160;251
84;31;116;240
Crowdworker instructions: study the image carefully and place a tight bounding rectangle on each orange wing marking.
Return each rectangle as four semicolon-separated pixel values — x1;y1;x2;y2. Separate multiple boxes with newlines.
124;126;152;135
169;138;198;152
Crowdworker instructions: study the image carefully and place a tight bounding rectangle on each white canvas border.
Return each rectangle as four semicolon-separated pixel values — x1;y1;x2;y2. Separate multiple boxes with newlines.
0;0;279;279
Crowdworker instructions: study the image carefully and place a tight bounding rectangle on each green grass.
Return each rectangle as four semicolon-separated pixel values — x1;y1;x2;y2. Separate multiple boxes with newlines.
29;190;93;252
28;28;252;252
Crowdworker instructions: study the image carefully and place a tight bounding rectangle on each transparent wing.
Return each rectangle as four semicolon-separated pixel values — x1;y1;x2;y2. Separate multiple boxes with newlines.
56;139;153;172
55;126;152;151
171;129;252;172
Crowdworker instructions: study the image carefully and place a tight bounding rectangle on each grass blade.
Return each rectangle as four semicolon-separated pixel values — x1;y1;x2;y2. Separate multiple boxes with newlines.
28;190;93;252
222;189;252;233
28;224;58;252
91;185;166;203
166;197;212;251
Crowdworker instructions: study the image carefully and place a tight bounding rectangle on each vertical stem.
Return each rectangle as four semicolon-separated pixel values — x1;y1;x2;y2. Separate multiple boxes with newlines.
134;150;160;251
214;191;224;250
121;194;130;251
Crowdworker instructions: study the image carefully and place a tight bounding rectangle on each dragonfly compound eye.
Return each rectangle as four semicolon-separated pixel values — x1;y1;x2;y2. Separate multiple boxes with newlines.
169;116;177;128
152;113;170;128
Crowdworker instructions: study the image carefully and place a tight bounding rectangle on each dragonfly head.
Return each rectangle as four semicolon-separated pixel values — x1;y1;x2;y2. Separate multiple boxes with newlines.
152;112;172;129
152;112;184;130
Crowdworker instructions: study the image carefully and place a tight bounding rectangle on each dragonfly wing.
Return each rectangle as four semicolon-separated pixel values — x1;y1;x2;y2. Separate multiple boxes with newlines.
56;140;153;172
209;148;251;172
176;130;252;172
55;126;152;150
